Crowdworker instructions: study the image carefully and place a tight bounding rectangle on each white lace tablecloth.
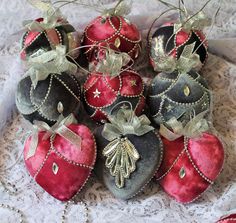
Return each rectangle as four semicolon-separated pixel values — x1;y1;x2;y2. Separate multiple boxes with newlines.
0;0;236;222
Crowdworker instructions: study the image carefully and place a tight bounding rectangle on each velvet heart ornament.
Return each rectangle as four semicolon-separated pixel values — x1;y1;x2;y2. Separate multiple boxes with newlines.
21;18;80;61
24;124;96;201
94;127;163;200
82;15;141;62
83;69;145;123
156;133;224;203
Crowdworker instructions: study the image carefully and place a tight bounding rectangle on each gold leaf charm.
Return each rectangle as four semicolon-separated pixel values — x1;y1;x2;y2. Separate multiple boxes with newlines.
114;37;121;48
179;167;186;179
52;162;59;175
103;138;140;188
184;85;190;96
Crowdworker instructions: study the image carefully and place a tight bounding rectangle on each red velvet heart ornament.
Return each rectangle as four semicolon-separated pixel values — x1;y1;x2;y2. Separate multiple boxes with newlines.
149;23;208;71
21;18;80;61
217;214;236;223
82;16;141;62
83;69;145;123
24;124;96;202
156;133;224;203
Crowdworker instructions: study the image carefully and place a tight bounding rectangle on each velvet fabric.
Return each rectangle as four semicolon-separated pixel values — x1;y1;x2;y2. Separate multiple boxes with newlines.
24;124;96;202
217;214;236;223
94;127;163;200
21;18;79;60
16;73;81;126
82;16;141;62
156;133;224;203
149;24;208;71
83;70;145;123
147;70;211;128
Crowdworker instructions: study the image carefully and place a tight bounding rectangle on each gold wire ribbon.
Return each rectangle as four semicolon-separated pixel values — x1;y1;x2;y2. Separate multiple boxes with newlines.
89;48;131;77
151;36;201;73
174;10;212;33
26;113;81;160
157;0;211;33
102;0;132;18
102;109;154;141
159;110;209;141
25;45;77;88
23;0;65;31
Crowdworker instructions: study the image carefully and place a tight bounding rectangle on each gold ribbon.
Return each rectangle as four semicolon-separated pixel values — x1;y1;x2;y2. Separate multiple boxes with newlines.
26;114;81;160
151;36;201;73
89;48;131;77
23;0;65;31
174;11;212;33
102;0;132;18
25;45;78;88
102;109;154;142
159;110;209;141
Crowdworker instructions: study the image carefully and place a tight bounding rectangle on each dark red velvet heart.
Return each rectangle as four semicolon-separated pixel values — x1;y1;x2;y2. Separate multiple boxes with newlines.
82;16;141;62
83;69;145;123
156;133;224;203
217;214;236;223
24;124;96;202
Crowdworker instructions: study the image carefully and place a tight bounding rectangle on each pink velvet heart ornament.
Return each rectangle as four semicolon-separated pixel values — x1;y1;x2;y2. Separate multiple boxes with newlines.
156;133;224;203
24;124;97;202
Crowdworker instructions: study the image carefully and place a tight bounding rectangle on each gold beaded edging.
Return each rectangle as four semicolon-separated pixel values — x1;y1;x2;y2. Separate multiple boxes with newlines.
83;70;145;110
83;16;141;59
128;132;164;199
156;136;224;204
20;74;80;123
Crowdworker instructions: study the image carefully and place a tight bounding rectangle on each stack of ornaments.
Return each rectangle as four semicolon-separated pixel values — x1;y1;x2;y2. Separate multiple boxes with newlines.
14;0;225;205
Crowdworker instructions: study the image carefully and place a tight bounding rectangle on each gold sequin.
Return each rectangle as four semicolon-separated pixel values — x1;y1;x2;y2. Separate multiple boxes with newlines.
184;85;190;96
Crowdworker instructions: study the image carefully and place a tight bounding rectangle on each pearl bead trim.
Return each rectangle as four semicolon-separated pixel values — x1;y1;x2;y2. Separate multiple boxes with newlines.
21;74;80;122
125;131;164;199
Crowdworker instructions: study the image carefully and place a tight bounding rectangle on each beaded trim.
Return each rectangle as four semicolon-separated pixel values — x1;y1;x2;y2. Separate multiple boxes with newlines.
22;31;43;52
0;204;24;223
151;88;210;121
126;131;164;199
83;70;145;110
83;16;141;59
21;74;80;122
149;25;208;69
149;72;208;98
33;132;97;193
156;136;223;204
218;218;236;223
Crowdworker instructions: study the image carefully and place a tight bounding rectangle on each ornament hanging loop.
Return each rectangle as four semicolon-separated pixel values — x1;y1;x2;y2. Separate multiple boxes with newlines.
102;0;132;18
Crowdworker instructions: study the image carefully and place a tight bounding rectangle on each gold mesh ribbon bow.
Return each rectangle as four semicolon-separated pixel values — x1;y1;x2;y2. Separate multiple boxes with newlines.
89;48;131;77
151;36;201;73
26;112;81;160
25;45;77;88
23;0;65;31
159;110;210;141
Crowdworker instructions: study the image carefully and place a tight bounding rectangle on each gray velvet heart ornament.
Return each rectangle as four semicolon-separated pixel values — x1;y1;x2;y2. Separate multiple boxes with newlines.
94;126;163;200
16;73;81;126
147;70;211;128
